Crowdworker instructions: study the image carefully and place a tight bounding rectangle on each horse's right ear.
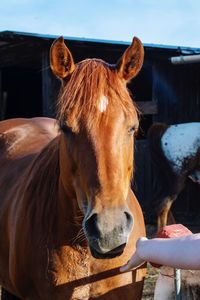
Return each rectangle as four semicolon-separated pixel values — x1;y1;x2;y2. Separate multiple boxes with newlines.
50;36;75;79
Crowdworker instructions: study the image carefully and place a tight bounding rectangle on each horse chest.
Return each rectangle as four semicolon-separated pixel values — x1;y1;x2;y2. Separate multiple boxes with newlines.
47;246;91;299
46;246;143;300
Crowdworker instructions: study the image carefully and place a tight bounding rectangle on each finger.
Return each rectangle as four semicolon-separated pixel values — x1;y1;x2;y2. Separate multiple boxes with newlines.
120;260;135;272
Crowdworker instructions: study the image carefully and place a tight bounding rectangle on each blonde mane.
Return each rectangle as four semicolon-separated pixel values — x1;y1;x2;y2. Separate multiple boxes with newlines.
57;59;138;132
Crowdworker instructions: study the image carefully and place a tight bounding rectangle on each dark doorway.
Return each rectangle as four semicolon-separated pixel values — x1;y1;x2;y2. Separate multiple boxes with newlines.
2;67;42;119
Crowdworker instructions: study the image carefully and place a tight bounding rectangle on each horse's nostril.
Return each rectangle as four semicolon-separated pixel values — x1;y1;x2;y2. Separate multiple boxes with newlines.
84;213;99;237
124;211;133;229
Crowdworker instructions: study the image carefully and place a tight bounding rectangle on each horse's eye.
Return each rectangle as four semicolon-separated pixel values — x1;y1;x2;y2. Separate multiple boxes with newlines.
128;126;137;135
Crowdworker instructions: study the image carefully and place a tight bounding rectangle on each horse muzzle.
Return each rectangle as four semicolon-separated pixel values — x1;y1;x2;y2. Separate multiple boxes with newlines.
83;209;134;259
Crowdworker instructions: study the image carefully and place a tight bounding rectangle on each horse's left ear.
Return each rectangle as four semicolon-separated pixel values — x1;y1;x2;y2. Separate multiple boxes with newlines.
117;37;144;81
50;36;75;79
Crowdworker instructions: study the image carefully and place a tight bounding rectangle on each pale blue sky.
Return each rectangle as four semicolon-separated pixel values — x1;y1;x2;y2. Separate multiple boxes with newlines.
0;0;200;47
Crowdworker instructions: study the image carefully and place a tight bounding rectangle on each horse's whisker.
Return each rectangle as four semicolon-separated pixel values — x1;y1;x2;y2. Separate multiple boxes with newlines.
71;228;86;244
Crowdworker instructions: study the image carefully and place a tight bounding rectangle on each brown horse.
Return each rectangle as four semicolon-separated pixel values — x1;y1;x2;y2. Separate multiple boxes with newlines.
148;122;200;230
0;36;146;300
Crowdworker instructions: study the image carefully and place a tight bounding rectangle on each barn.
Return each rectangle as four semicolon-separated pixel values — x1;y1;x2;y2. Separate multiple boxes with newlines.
0;30;199;223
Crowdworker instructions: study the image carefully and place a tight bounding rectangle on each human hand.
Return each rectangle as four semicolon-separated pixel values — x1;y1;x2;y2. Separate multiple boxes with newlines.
120;237;147;272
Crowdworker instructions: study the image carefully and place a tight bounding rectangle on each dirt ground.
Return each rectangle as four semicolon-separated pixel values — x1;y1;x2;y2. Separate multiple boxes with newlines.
141;224;159;299
142;263;159;300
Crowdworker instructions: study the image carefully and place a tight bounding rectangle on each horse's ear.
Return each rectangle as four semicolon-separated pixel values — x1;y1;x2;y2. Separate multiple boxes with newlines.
117;37;144;81
50;36;75;79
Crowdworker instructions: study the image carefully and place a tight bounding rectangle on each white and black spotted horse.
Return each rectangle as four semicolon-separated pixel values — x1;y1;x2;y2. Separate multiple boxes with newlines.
147;122;200;229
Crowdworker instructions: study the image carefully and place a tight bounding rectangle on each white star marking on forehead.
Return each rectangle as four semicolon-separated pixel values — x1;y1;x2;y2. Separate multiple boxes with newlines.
98;95;109;113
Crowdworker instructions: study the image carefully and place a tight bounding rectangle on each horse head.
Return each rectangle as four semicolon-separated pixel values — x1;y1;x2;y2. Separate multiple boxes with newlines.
50;36;144;259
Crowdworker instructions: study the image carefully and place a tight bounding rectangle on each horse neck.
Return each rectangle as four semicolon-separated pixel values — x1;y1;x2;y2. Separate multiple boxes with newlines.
20;138;57;244
23;136;84;247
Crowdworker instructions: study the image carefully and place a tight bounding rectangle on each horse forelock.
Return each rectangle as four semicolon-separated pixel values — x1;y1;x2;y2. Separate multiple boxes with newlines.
57;59;138;132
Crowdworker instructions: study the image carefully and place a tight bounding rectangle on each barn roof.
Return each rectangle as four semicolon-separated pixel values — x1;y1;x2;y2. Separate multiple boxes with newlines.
1;30;200;52
0;30;200;69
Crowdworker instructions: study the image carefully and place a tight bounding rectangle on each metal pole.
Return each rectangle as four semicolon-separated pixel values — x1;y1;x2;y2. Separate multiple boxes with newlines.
174;268;181;300
170;54;200;64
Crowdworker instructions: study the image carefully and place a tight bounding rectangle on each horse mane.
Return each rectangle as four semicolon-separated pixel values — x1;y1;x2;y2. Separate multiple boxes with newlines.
57;59;138;132
147;123;183;213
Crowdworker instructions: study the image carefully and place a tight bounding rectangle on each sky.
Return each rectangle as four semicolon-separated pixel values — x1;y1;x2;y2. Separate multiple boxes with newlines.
1;0;200;48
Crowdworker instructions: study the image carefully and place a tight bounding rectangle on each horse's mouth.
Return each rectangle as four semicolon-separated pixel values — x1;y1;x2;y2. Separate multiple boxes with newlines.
90;243;126;259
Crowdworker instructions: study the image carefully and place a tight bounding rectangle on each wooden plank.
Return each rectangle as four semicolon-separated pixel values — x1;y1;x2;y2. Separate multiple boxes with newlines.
0;92;7;120
0;69;1;109
42;49;53;117
42;50;60;117
136;101;158;115
0;71;6;120
134;139;154;211
152;63;200;124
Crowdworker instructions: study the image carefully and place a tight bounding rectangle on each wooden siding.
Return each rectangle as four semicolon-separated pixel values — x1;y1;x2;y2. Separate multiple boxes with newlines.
153;62;200;124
